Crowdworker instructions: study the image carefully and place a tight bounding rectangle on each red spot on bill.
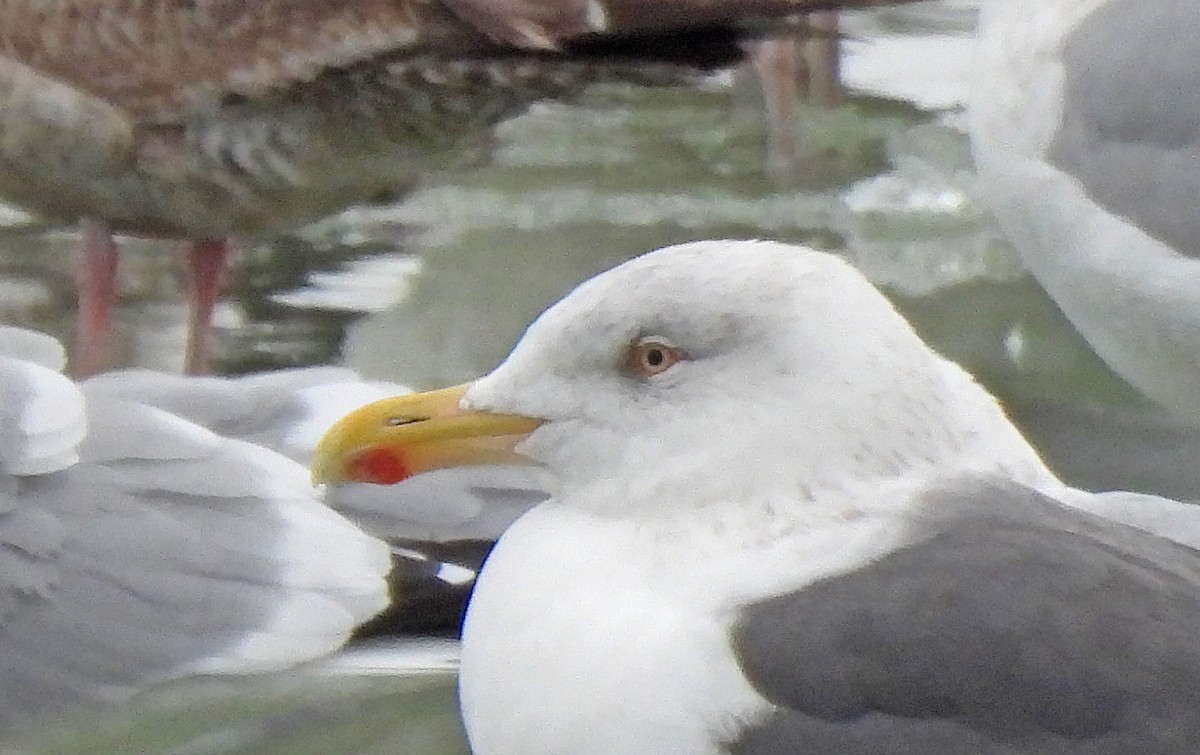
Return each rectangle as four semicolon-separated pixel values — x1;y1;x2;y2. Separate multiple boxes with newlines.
348;447;410;484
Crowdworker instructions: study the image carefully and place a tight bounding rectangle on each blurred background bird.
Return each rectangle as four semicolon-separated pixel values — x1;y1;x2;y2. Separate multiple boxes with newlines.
0;0;901;377
0;326;390;731
0;322;551;731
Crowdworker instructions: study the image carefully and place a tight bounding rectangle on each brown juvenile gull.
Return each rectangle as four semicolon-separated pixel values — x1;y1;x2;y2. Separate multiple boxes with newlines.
0;0;904;376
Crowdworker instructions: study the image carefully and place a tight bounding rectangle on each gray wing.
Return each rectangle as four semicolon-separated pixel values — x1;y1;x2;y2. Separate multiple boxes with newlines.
81;366;547;641
1048;0;1200;258
0;352;88;635
0;392;390;731
729;478;1200;754
81;366;364;458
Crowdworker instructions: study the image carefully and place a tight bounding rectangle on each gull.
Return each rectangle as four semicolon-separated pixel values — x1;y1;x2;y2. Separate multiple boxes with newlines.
971;0;1200;423
315;239;1200;753
0;326;390;730
0;0;900;375
82;362;549;633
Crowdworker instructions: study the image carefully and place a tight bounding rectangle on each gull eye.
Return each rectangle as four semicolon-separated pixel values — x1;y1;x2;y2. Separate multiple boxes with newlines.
625;338;685;377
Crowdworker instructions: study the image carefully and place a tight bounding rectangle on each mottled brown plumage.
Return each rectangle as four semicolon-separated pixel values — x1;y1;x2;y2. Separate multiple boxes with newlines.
0;0;893;373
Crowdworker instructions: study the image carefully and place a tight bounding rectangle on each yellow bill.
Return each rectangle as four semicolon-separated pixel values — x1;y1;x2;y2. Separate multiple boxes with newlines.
311;384;543;485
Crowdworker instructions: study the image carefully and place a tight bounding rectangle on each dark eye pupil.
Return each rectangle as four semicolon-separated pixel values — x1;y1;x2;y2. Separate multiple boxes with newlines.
646;348;664;366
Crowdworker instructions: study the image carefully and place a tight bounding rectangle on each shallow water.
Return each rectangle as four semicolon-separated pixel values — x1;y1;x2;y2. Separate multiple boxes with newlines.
9;641;469;755
5;1;1200;751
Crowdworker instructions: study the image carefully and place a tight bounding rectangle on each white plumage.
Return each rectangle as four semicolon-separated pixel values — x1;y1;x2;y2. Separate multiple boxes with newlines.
971;0;1200;422
0;327;392;730
419;240;1200;753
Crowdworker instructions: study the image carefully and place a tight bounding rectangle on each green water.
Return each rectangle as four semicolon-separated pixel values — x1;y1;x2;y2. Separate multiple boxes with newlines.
8;670;468;755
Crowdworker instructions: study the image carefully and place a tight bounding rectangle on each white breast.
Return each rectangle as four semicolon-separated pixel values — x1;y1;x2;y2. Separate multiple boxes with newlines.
459;502;907;755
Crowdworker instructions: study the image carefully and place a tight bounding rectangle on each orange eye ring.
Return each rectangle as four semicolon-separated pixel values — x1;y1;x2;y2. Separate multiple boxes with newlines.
625;338;685;377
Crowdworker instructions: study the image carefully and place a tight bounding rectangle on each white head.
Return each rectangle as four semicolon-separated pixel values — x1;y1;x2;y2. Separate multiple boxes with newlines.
315;240;1049;528
464;240;1042;514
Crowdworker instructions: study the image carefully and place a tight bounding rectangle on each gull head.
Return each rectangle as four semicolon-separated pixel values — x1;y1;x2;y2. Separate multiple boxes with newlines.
314;240;1042;518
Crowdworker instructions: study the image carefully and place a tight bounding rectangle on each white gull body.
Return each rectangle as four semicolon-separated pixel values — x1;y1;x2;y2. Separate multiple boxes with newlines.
971;0;1200;422
0;327;390;729
450;240;1200;753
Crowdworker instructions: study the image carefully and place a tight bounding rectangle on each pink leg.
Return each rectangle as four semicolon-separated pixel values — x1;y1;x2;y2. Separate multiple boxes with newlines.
805;11;844;107
183;238;232;374
73;219;120;377
750;35;806;183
